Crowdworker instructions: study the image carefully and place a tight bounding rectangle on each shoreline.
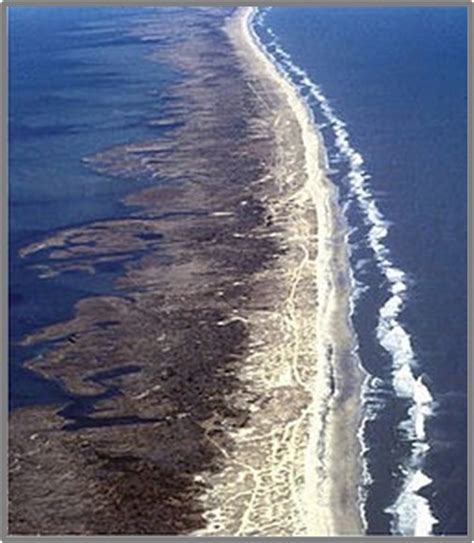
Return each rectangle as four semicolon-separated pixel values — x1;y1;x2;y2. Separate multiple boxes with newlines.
246;8;447;537
240;7;367;534
191;7;366;536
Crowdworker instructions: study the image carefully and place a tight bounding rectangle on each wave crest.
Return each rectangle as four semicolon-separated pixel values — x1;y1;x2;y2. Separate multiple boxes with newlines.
252;7;438;536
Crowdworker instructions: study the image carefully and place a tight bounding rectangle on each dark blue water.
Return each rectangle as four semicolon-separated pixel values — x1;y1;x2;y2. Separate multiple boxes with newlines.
255;6;467;536
9;7;181;409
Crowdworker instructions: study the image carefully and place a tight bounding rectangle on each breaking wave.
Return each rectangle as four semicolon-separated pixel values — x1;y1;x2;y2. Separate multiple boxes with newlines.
251;7;438;536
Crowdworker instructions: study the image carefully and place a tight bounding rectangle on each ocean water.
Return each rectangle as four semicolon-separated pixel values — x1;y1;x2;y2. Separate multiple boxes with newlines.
253;6;467;536
8;7;181;408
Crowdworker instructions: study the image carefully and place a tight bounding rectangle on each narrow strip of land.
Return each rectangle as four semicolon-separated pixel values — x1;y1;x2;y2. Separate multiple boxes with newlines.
9;7;364;536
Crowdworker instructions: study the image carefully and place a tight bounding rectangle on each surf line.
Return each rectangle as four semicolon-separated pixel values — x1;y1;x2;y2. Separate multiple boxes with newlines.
250;6;438;537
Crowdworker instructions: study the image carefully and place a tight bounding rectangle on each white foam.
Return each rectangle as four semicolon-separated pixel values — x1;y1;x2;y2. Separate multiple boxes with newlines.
386;469;438;536
252;9;437;536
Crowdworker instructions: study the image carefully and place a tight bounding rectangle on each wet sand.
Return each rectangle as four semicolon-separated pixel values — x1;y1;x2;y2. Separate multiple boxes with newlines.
9;7;364;536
